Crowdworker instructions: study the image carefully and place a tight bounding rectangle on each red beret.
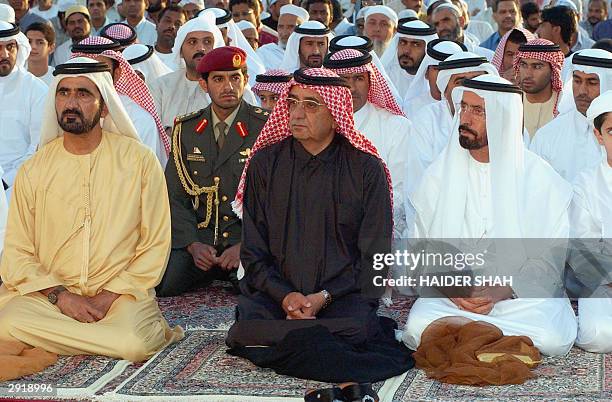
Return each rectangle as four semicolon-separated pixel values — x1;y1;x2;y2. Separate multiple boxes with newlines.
196;46;248;74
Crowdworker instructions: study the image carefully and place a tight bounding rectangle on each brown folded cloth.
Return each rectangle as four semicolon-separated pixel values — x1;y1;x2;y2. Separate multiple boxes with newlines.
413;316;541;385
0;341;58;382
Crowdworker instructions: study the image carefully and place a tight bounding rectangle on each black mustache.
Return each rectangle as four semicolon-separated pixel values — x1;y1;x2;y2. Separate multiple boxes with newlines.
62;109;84;119
459;124;478;136
193;52;205;59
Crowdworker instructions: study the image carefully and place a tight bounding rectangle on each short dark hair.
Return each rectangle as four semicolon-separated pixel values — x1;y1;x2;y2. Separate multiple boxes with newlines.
24;22;56;46
229;0;260;12
592;38;612;52
331;0;343;23
541;6;577;45
304;0;333;12
520;1;539;20
158;5;188;21
594;112;610;132
86;0;111;7
201;66;248;81
507;28;528;45
492;0;518;13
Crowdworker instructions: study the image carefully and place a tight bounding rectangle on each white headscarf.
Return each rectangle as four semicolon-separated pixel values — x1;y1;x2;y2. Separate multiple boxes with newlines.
412;74;572;239
280;4;310;21
171;13;225;70
581;90;612;237
0;4;15;24
403;39;466;106
123;44;172;83
0;22;31;71
380;20;438;85
178;0;205;8
364;5;399;27
280;21;333;72
236;20;257;31
557;49;612;115
40;57;139;148
436;51;498;96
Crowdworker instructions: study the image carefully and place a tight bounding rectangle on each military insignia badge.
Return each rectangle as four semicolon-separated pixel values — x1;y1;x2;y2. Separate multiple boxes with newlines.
238;147;251;163
195;118;208;133
232;54;242;68
236;121;248;138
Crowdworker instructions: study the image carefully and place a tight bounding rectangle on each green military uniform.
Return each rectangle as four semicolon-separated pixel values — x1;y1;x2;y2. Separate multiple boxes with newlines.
157;100;268;296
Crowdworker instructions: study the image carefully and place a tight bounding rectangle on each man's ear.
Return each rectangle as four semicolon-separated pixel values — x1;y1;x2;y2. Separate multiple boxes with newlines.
594;128;604;145
459;15;466;28
199;77;209;93
552;25;561;39
101;101;109;118
49;43;56;55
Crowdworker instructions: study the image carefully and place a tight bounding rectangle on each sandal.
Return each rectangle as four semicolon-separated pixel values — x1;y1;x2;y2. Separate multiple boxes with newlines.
341;383;379;402
304;386;345;402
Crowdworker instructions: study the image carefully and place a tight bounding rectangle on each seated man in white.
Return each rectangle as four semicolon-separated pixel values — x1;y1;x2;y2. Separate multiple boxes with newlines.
403;75;578;357
569;90;612;354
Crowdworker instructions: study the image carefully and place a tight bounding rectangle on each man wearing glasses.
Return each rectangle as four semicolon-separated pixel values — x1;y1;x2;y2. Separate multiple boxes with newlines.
227;67;394;348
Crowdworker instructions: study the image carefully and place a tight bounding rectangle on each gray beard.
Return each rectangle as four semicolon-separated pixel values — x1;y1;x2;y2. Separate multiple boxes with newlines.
279;40;287;50
372;40;389;58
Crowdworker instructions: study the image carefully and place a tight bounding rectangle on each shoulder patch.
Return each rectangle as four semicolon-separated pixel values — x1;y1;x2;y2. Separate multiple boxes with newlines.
250;105;270;120
175;109;203;123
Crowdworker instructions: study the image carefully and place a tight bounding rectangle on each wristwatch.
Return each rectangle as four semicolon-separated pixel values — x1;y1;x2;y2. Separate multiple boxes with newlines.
320;290;332;309
47;286;67;305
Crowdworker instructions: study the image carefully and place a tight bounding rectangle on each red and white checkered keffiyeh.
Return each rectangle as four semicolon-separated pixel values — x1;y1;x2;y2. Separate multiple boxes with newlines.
491;27;535;73
328;49;404;117
252;69;292;96
513;38;565;116
233;68;393;225
71;36;170;155
101;23;135;43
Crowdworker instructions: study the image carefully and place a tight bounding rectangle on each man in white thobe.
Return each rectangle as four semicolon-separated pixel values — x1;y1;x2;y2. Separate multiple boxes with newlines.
0;22;47;191
405;52;497;210
149;13;225;130
569;90;612;353
379;19;438;101
403;74;577;357
257;4;309;70
324;48;412;238
402;38;467;117
530;49;611;182
279;20;333;72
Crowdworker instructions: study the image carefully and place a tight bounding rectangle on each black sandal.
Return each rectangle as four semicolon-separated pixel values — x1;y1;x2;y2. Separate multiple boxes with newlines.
304;386;345;402
340;383;379;402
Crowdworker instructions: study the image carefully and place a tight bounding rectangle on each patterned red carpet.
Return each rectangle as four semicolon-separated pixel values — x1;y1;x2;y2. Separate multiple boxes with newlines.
5;282;611;401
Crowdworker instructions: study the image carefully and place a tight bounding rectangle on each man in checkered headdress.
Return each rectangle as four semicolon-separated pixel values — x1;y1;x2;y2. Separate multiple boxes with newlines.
228;67;397;349
324;48;411;238
512;38;564;141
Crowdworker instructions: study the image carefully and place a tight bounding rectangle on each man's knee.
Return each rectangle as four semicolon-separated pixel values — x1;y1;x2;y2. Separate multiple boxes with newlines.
577;315;612;353
527;323;576;356
112;326;164;362
401;299;442;350
157;248;199;297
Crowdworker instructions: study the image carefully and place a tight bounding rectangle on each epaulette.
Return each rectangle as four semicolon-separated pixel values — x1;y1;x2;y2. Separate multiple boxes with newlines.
175;109;203;123
250;105;270;120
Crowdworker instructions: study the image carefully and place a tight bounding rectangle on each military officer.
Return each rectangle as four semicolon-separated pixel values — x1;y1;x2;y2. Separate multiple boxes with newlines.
158;46;269;296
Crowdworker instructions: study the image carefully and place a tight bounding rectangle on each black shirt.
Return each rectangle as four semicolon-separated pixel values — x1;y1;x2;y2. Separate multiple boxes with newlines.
239;135;393;303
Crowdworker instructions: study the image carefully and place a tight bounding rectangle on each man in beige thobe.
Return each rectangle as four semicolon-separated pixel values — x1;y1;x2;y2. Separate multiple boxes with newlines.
0;57;183;362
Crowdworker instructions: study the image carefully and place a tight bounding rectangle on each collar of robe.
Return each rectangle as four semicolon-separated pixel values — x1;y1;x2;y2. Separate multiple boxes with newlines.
323;49;372;69
427;39;467;62
518;43;561;53
294;25;331;36
100;23;137;47
573;54;612;69
462;77;523;94
127;45;154;65
0;23;19;38
72;40;122;54
53;61;112;75
329;35;373;53
436;56;488;70
294;68;350;87
397;23;437;37
255;73;292;83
